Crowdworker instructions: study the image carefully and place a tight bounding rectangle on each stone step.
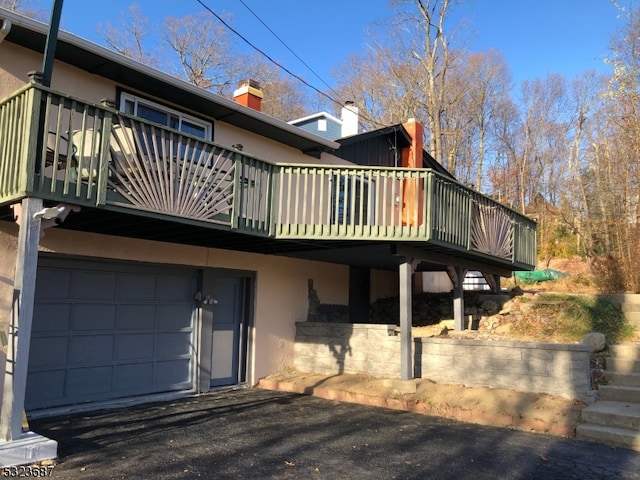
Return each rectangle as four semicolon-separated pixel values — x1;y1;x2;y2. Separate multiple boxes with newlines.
605;371;640;387
609;343;640;359
598;385;640;403
607;357;640;374
622;304;640;312
602;294;640;307
623;311;640;323
576;423;640;451
581;401;640;431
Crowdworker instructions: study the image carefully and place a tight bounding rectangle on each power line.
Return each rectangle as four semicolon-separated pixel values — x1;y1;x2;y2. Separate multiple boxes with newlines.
237;0;339;98
195;0;341;108
194;0;388;129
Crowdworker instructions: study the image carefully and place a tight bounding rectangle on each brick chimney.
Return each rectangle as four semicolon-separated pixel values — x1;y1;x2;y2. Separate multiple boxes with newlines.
401;118;425;227
401;118;424;168
233;78;263;111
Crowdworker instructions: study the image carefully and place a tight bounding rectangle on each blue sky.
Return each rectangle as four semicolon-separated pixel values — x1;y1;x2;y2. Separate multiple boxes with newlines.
26;0;636;89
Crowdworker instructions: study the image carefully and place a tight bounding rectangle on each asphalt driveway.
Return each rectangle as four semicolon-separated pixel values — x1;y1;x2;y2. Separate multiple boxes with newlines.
30;388;640;480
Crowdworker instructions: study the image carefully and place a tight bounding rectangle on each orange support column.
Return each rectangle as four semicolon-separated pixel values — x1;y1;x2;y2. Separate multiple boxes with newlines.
401;119;424;226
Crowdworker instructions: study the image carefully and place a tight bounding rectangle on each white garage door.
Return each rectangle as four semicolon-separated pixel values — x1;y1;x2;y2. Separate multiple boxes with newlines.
25;258;198;411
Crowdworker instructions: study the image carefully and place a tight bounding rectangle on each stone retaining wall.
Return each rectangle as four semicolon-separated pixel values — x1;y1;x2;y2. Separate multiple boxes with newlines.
294;322;596;403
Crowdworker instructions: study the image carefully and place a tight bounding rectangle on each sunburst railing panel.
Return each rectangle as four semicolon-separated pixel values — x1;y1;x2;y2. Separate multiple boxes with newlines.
470;194;514;261
106;115;237;226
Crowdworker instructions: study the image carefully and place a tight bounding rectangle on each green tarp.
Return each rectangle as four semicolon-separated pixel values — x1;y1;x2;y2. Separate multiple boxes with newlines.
514;269;569;284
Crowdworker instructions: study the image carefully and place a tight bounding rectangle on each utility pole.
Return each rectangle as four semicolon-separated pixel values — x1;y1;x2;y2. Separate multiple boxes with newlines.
41;0;64;87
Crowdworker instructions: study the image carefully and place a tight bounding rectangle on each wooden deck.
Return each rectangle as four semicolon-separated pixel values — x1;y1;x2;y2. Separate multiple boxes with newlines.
0;83;536;270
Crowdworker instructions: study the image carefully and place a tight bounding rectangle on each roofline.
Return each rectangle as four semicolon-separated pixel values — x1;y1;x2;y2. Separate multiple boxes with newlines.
288;110;342;126
0;8;340;155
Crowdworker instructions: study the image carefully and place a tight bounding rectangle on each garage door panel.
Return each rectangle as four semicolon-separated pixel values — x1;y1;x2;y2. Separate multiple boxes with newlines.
32;304;70;332
117;305;156;330
30;337;68;367
73;271;117;300
114;363;154;392
156;332;192;358
157;275;195;301
26;370;65;406
72;304;117;331
27;260;198;411
156;305;193;329
155;359;191;387
35;269;71;300
66;366;113;396
117;334;154;360
117;274;157;300
68;335;114;364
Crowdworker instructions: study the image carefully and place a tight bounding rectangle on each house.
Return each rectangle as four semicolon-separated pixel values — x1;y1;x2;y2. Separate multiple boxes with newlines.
288;101;358;141
0;8;536;465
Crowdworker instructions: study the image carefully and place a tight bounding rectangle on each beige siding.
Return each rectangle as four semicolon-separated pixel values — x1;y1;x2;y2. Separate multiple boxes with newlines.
0;41;350;169
0;41;114;104
214;121;350;165
0;220;351;385
0;226;17;403
0;42;31;96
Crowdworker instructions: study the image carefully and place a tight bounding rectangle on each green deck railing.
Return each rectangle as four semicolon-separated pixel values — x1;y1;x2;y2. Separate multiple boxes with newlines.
0;83;536;268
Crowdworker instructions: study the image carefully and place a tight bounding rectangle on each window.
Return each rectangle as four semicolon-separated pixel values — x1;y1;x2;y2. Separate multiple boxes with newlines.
120;92;212;140
331;174;375;225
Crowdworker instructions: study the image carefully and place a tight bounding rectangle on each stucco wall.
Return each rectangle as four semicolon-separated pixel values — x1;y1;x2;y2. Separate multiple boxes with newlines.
0;41;114;105
294;322;596;403
0;41;347;170
214;122;350;166
0;220;351;386
0;226;17;403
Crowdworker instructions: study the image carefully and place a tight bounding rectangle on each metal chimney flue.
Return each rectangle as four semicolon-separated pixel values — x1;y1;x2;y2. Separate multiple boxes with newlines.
341;101;359;138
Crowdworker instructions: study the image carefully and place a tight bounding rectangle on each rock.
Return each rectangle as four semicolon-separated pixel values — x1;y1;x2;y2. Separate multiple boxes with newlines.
582;332;606;352
495;323;512;335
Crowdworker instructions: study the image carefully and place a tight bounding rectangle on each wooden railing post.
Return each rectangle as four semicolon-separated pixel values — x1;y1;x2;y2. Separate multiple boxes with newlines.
96;100;115;206
23;78;43;195
230;153;243;229
425;171;434;241
266;163;278;237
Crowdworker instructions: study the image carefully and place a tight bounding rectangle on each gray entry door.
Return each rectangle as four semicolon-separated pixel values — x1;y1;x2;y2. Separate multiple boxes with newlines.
26;257;198;411
210;276;245;387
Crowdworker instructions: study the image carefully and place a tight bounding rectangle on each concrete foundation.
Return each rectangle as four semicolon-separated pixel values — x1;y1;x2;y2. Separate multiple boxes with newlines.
0;431;57;467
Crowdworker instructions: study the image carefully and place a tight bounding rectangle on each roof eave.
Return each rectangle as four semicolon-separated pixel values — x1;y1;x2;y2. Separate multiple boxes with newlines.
0;8;339;157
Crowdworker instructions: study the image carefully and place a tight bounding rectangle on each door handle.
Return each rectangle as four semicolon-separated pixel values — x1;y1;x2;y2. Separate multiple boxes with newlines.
203;295;218;305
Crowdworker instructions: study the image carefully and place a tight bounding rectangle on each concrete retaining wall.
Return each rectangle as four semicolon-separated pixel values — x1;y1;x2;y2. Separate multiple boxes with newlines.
294;322;596;403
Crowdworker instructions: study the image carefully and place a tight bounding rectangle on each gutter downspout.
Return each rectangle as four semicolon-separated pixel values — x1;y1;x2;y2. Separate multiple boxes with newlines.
0;18;12;44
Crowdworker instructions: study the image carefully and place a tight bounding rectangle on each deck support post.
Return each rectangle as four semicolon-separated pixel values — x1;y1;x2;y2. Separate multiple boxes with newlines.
0;198;57;467
399;258;414;380
1;198;42;441
453;266;465;331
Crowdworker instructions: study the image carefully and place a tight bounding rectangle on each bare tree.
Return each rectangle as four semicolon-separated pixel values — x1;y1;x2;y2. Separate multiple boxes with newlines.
163;11;244;94
248;56;311;121
97;5;310;120
583;6;640;290
333;0;460;165
331;48;423;129
466;50;511;191
0;0;46;20
98;4;157;66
